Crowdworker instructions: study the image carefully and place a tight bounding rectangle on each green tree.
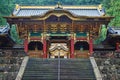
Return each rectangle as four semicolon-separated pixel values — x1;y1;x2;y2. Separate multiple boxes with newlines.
0;0;14;25
103;0;120;27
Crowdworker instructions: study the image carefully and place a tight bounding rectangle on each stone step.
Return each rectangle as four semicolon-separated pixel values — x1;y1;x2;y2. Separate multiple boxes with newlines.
22;58;96;80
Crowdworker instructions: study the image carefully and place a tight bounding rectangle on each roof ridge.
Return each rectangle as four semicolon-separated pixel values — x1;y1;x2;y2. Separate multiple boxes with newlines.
11;4;106;17
16;4;100;9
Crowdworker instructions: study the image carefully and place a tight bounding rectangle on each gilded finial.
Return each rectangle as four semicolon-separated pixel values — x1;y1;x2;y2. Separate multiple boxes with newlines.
98;4;102;10
56;1;62;8
15;4;20;10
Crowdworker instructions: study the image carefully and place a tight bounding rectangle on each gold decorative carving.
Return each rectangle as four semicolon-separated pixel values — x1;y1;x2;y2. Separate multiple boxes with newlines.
46;23;72;33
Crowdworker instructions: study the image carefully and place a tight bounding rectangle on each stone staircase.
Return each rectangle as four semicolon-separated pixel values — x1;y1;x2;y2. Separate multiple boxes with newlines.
22;58;96;80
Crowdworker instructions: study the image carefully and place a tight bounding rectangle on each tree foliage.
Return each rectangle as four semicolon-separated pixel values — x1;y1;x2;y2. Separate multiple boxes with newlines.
103;0;120;27
0;0;14;25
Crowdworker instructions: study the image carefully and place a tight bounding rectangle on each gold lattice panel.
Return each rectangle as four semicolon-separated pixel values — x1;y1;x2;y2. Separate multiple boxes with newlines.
46;23;72;33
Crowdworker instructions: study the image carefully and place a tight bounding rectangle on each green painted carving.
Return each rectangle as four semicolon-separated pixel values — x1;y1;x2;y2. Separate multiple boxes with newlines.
10;25;23;44
76;32;87;37
94;24;107;44
30;32;41;37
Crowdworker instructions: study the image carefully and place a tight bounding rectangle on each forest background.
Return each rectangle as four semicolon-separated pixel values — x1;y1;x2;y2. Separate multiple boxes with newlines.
0;0;120;26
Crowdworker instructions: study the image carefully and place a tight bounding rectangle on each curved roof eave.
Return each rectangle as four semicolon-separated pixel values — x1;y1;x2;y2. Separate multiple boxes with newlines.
4;5;114;20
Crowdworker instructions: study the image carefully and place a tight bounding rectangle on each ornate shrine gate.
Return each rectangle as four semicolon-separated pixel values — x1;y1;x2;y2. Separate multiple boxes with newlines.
4;4;113;58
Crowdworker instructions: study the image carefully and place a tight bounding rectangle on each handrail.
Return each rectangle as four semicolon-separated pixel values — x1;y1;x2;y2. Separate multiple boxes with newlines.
90;57;102;80
58;49;60;80
15;56;29;80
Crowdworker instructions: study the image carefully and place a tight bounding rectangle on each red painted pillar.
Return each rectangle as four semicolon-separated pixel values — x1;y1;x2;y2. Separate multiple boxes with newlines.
116;42;119;50
89;39;93;56
70;38;74;58
24;39;28;53
43;39;47;58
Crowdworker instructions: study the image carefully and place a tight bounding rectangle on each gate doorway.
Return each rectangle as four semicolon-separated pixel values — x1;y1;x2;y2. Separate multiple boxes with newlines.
28;41;43;58
74;41;89;58
49;43;69;58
